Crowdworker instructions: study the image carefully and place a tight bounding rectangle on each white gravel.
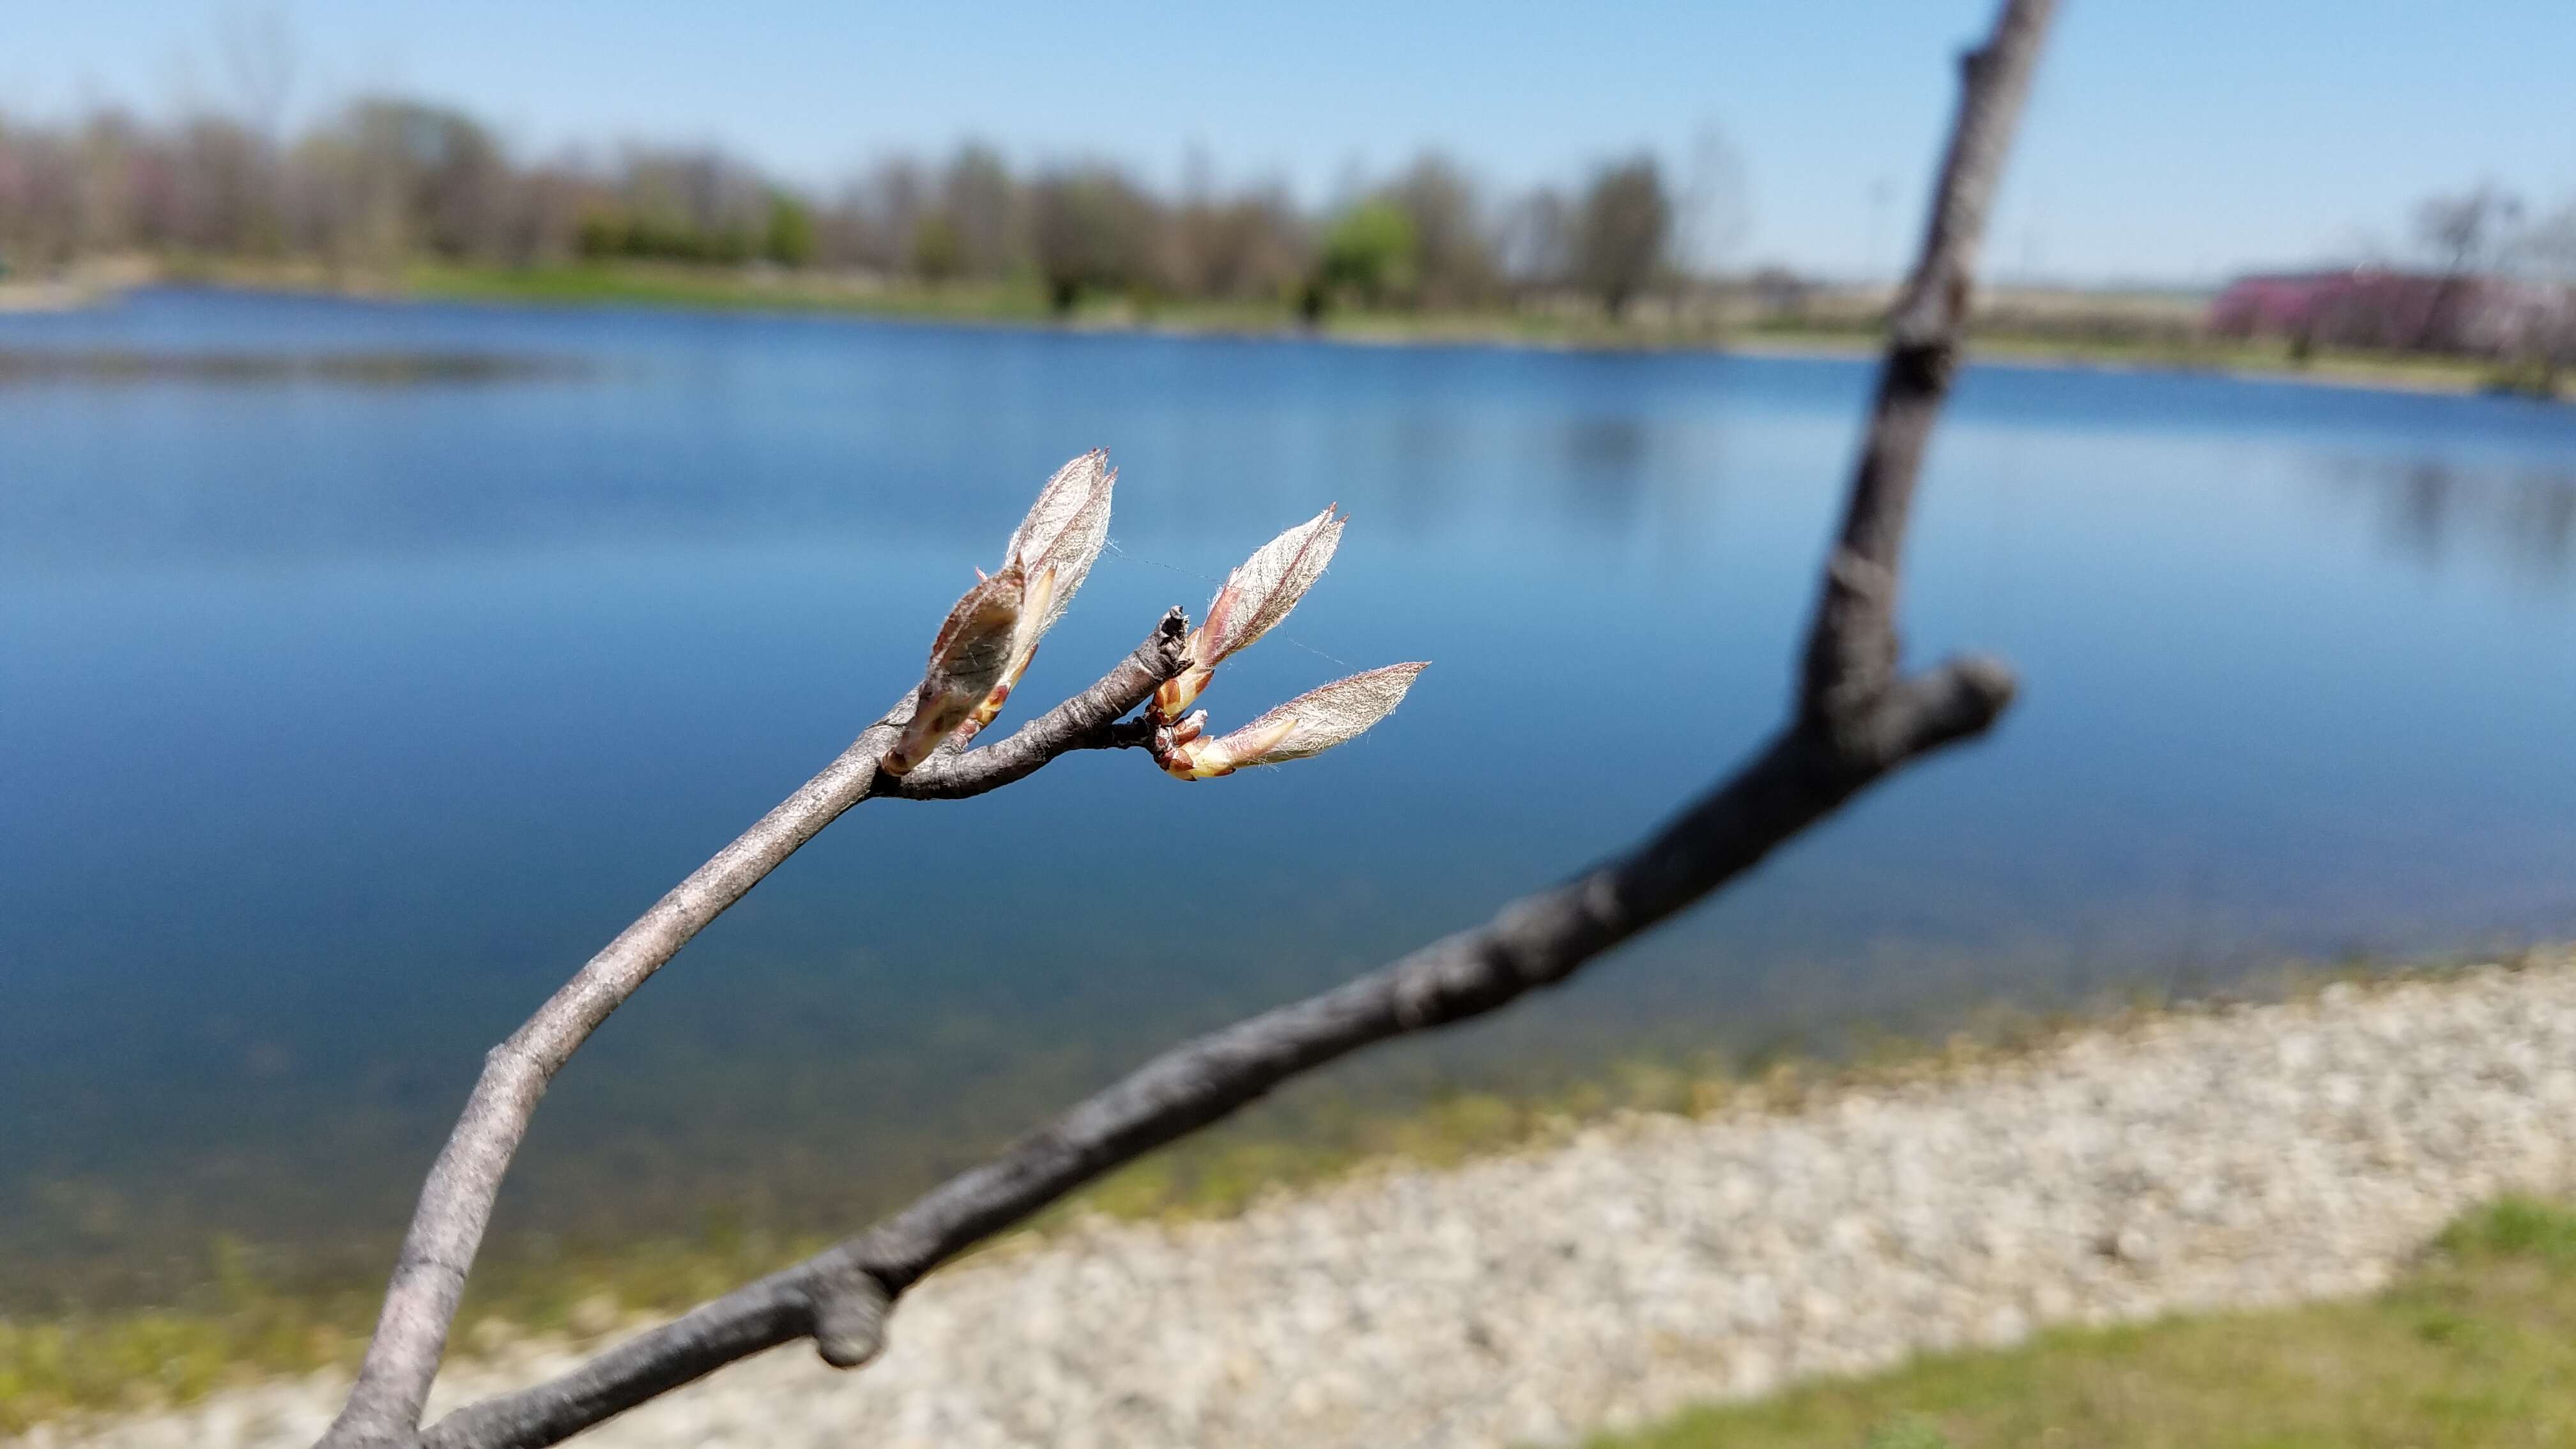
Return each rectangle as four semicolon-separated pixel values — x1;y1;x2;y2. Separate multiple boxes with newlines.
30;956;2576;1449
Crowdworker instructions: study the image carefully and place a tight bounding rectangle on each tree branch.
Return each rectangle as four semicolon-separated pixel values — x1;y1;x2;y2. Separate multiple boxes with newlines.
881;609;1188;800
1802;0;2051;732
318;612;1190;1448
390;4;2054;1445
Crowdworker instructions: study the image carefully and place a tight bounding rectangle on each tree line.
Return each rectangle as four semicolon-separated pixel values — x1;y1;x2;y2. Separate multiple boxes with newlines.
0;98;1740;317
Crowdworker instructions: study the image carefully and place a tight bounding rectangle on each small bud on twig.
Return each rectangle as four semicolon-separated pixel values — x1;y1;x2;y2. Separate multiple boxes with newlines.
1154;505;1344;720
883;453;1117;772
949;452;1117;749
1157;662;1427;780
1002;450;1115;641
883;567;1023;776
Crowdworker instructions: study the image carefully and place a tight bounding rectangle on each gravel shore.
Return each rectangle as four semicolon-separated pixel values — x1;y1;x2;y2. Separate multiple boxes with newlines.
33;956;2576;1449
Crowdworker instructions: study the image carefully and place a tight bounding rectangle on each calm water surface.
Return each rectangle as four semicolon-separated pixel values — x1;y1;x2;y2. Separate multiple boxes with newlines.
5;289;2574;1304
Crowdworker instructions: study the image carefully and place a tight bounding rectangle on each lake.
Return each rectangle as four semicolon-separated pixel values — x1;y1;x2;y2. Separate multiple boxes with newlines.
4;288;2573;1308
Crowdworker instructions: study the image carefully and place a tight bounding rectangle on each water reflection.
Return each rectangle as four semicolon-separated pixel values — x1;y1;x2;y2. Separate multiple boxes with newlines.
0;348;586;387
2317;455;2576;585
1558;413;1652;527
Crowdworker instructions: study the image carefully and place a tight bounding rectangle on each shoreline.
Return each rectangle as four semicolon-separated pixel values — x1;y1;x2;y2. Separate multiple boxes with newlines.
14;263;2552;404
23;949;2576;1446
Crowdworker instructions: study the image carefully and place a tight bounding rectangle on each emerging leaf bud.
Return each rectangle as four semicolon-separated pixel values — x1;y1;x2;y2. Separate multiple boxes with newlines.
927;451;1117;747
1156;662;1427;780
943;454;1117;750
1002;450;1114;640
883;565;1024;776
1153;505;1344;719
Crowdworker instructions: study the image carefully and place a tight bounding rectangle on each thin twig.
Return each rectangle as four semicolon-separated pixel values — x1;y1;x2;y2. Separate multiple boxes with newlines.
380;4;2053;1445
317;612;1190;1448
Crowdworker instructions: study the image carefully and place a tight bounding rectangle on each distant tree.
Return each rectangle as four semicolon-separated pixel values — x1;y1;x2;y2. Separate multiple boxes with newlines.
764;192;816;267
820;158;928;273
1495;185;1574;290
2508;201;2576;391
603;144;770;263
1675;125;1751;278
940;144;1020;279
498;162;595;265
2407;183;2529;353
1384;153;1495;307
1317;198;1416;308
1175;188;1310;302
355;102;511;260
1573;154;1672;318
171;115;285;256
1027;164;1160;312
909;212;965;281
2414;183;2524;279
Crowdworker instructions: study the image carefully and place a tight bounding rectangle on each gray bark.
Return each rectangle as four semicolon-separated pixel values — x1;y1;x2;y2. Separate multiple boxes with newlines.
319;612;1190;1447
330;2;2053;1443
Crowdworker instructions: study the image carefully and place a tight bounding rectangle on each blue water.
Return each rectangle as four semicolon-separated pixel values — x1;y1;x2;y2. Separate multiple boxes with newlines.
5;289;2574;1303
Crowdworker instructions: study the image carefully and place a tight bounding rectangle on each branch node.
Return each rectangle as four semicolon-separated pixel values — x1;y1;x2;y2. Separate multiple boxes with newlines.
1877;653;2019;759
811;1268;894;1370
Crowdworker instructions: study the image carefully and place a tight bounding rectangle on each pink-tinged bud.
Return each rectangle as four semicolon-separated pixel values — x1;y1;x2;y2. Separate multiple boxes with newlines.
883;566;1024;775
1003;450;1114;641
937;451;1116;751
1151;506;1344;722
946;560;1058;749
1160;738;1228;779
1201;505;1343;666
1152;657;1217;720
1153;662;1427;780
1220;662;1427;766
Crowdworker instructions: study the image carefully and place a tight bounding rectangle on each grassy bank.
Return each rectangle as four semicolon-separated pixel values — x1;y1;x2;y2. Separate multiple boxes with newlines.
1584;1195;2576;1449
26;1191;2576;1444
0;1075;1717;1431
143;257;2555;401
0;981;2143;1430
9;953;2543;1434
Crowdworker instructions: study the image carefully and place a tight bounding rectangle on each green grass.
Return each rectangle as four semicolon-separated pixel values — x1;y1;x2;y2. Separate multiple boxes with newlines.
400;260;1057;322
0;1227;844;1432
1581;1196;2576;1449
107;254;2575;400
394;259;1705;351
378;258;2562;399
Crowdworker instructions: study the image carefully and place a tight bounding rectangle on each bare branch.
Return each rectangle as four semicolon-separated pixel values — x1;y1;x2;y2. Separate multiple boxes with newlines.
388;4;2052;1445
1802;0;2052;730
316;612;1189;1448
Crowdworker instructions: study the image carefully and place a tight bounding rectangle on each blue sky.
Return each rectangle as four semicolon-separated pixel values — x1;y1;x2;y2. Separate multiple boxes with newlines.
8;1;2572;284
